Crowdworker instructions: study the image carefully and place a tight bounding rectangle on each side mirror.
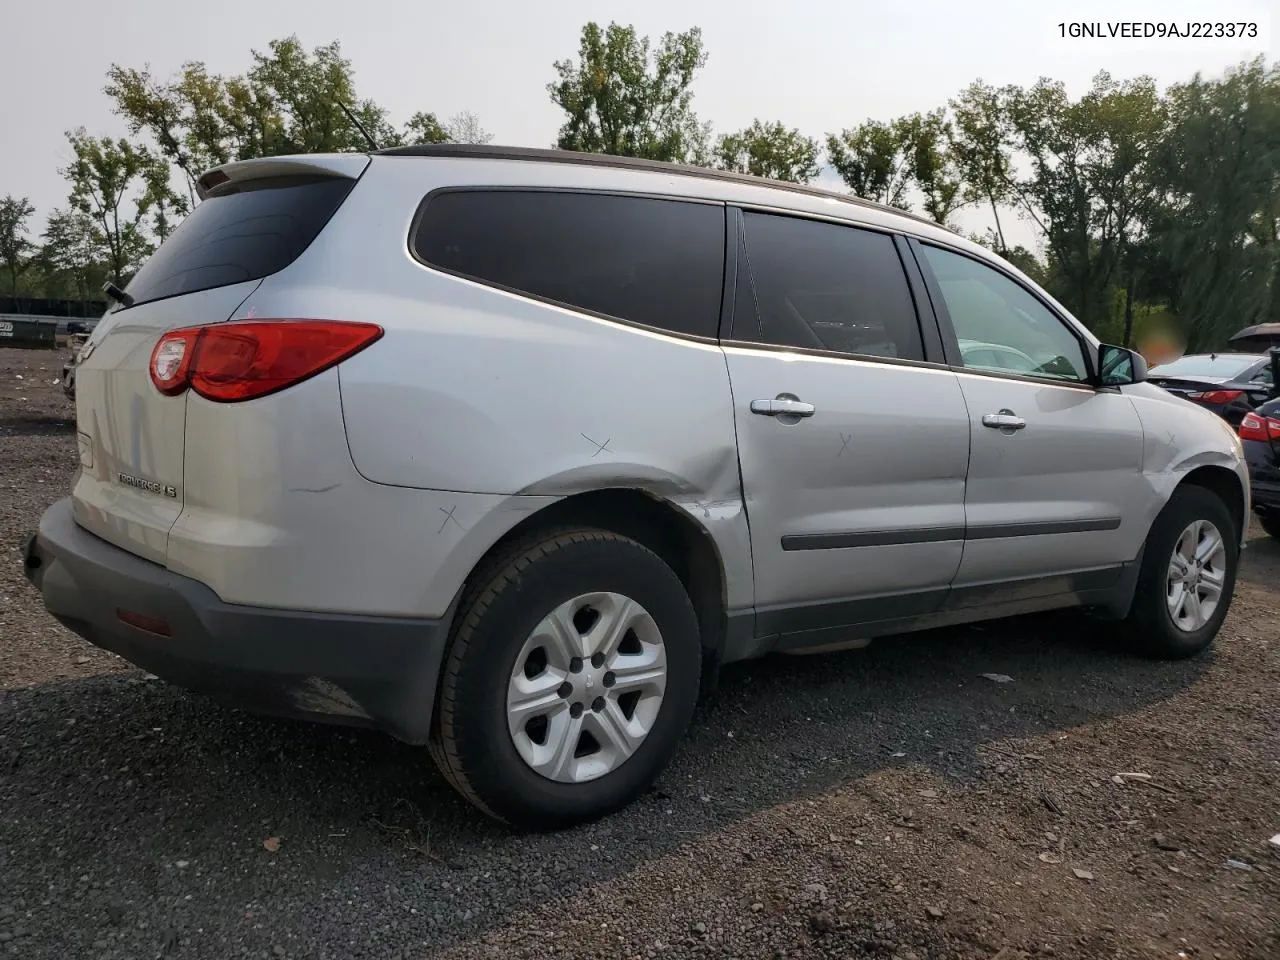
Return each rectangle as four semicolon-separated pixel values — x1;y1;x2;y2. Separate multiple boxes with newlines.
1098;344;1147;387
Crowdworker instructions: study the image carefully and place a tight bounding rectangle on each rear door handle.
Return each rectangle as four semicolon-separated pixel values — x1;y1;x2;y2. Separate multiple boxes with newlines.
751;397;816;418
981;411;1026;431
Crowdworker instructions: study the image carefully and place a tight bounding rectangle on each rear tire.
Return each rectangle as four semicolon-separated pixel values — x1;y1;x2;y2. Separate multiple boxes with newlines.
428;529;701;830
1123;486;1239;659
1259;513;1280;540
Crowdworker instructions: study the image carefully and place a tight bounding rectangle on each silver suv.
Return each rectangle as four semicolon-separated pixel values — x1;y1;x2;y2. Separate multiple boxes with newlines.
24;145;1249;829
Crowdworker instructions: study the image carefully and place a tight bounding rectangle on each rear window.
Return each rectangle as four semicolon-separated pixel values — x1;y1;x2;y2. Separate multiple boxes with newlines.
411;190;725;339
1151;354;1263;379
123;175;356;308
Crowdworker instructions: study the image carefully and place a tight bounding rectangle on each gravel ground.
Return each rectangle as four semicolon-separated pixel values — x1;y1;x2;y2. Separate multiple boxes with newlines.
2;346;1278;960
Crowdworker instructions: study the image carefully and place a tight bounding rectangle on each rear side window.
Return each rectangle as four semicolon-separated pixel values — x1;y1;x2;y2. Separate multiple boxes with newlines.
412;190;725;338
124;175;356;308
734;212;924;362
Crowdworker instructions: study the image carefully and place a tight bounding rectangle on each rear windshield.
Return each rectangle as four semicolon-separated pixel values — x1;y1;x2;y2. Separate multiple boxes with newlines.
123;175;356;308
1151;354;1262;379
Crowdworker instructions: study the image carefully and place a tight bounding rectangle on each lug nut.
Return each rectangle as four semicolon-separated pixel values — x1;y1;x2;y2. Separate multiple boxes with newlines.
569;657;583;673
557;681;573;699
603;672;615;687
570;702;584;718
590;652;605;668
591;697;605;712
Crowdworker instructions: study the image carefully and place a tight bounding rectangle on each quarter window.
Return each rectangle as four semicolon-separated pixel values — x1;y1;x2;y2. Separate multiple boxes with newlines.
734;212;925;362
412;190;725;338
918;244;1089;383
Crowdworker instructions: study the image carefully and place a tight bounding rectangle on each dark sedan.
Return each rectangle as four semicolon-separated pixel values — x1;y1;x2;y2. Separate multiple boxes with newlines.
1240;397;1280;539
1146;353;1275;425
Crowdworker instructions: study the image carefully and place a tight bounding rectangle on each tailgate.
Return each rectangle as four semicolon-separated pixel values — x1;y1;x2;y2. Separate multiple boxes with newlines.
69;158;368;565
72;282;263;563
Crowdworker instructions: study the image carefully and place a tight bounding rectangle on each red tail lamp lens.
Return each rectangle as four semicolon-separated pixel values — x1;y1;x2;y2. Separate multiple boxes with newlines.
1239;412;1280;442
1187;389;1244;405
149;320;383;402
149;330;199;395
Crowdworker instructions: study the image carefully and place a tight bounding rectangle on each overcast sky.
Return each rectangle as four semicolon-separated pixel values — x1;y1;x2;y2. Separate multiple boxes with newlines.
3;0;1275;251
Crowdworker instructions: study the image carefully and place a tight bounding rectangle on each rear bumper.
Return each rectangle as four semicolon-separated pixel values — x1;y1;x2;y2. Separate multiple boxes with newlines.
22;498;452;744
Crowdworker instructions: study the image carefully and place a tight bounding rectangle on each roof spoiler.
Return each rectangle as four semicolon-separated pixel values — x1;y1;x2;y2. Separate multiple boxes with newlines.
196;154;371;201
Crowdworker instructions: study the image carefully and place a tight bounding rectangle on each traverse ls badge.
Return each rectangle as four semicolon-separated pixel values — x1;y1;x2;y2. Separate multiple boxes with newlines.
117;472;178;498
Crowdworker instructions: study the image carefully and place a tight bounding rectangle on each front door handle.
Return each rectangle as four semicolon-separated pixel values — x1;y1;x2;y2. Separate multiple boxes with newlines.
981;410;1026;431
751;397;816;418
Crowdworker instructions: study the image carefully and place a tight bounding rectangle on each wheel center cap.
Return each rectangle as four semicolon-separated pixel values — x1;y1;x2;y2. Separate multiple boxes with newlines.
574;665;606;698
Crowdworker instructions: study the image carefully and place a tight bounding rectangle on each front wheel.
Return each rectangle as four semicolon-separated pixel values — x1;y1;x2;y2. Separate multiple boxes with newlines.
1123;486;1239;659
428;529;701;830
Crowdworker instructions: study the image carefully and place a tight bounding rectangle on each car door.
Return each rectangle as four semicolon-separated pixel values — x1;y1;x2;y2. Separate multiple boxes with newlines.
911;240;1148;593
722;209;971;643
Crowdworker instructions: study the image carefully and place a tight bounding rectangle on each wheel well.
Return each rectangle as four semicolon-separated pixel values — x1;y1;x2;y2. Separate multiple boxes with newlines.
1179;465;1246;539
467;489;728;656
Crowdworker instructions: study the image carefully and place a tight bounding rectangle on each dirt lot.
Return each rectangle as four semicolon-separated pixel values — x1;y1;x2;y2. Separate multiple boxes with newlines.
1;345;1278;960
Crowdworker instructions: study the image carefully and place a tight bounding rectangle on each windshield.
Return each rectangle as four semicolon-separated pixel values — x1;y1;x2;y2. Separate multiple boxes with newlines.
1150;354;1262;379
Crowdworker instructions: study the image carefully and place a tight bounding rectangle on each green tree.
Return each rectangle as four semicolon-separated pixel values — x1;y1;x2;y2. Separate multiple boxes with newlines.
105;60;237;203
403;111;450;145
898;110;965;226
548;22;711;163
63;129;177;285
949;80;1016;253
0;195;36;296
715;120;819;182
826;119;913;209
39;209;107;303
1151;58;1280;350
106;36;478;198
1004;72;1167;331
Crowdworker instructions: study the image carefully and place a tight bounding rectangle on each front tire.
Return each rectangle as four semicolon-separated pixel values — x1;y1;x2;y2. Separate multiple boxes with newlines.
1124;486;1239;659
429;529;701;830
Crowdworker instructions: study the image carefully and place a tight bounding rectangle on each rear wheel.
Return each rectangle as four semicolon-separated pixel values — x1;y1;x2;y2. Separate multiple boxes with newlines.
428;529;701;829
1259;513;1280;540
1123;486;1239;659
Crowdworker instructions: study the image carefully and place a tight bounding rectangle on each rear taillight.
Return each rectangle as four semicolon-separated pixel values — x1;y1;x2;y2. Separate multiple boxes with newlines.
1186;389;1244;404
150;329;199;396
149;320;383;403
1239;412;1280;443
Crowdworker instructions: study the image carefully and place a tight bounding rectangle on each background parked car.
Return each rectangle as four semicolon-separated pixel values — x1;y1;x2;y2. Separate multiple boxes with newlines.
1240;397;1280;539
1146;352;1275;424
1228;322;1280;353
958;338;1042;374
62;332;92;400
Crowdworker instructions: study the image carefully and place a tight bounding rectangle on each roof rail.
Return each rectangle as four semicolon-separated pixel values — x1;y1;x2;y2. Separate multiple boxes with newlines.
373;143;944;230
